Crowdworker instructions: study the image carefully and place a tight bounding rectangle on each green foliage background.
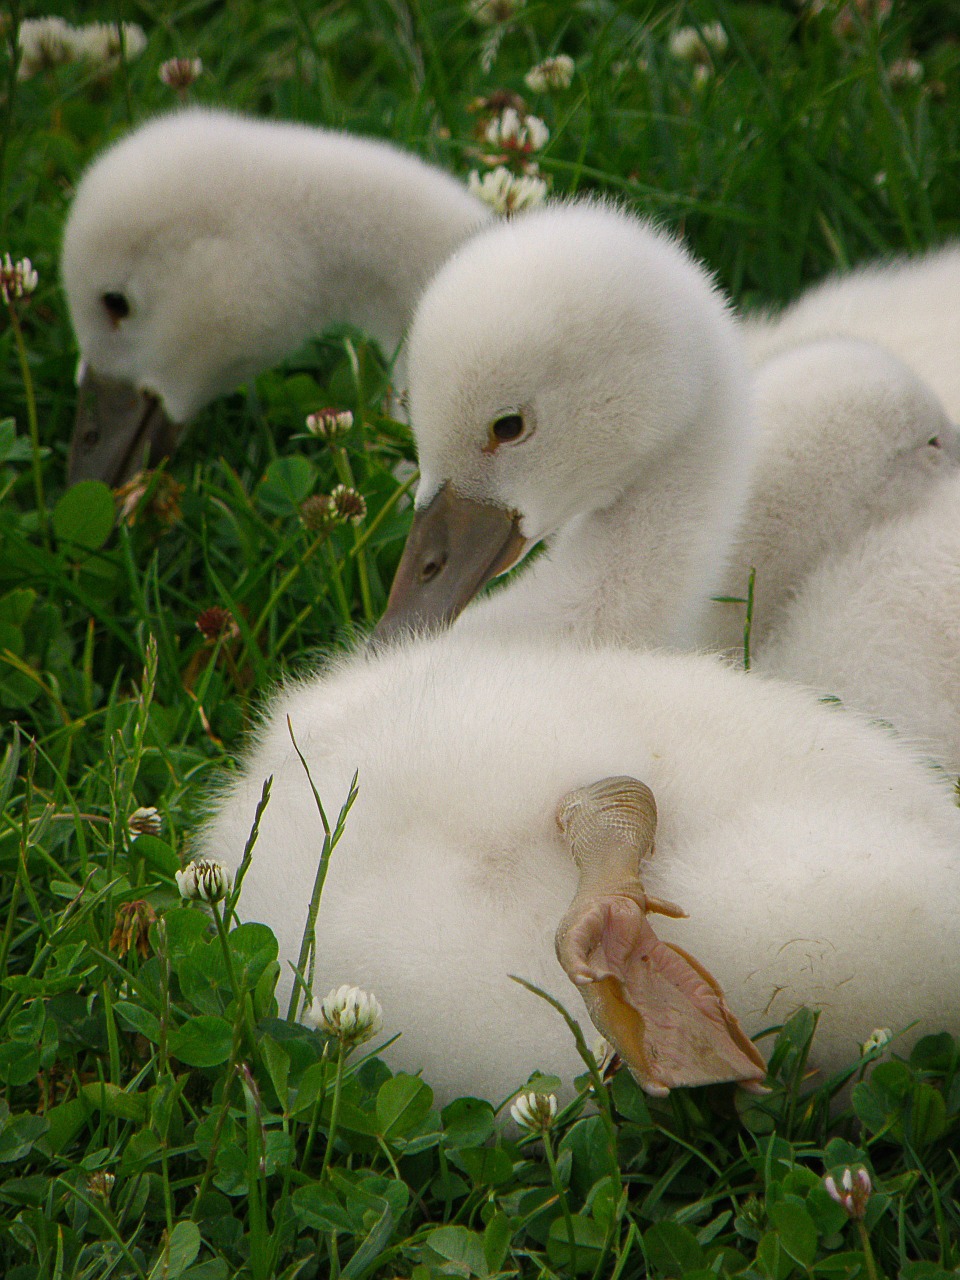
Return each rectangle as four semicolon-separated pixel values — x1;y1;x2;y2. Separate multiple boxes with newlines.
0;0;959;1276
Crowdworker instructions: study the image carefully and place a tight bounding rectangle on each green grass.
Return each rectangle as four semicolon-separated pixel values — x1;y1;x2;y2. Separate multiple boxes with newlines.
2;0;960;1276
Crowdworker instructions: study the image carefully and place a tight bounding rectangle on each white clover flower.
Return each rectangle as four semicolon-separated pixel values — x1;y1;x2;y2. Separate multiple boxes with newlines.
128;806;162;839
861;1026;893;1055
469;0;523;25
306;984;383;1047
75;22;147;67
176;858;232;904
669;22;728;63
888;57;923;87
16;17;80;79
524;54;574;93
468;166;547;216
0;254;38;305
484;107;549;153
159;56;203;90
510;1090;558;1132
824;1166;872;1220
329;483;367;525
305;407;354;440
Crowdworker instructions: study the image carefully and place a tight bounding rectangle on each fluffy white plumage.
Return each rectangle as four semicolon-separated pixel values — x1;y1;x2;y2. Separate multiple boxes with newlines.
757;471;960;775
395;201;755;648
744;241;960;420
198;631;960;1106
61;107;489;447
708;337;960;655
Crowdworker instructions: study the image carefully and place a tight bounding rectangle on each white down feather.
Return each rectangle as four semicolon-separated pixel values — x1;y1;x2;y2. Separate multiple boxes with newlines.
756;471;960;776
744;240;960;420
199;631;960;1106
400;200;756;649
707;337;960;656
61;107;490;425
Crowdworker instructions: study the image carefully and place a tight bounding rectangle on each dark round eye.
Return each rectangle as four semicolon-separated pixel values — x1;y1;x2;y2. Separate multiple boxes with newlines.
102;291;130;321
492;413;525;443
929;436;942;449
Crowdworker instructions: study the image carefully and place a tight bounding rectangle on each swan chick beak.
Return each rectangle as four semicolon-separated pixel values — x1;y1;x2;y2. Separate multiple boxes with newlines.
376;482;527;640
555;775;768;1096
69;366;181;486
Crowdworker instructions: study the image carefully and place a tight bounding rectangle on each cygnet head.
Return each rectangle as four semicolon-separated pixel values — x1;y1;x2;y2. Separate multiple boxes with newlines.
708;337;960;654
752;336;959;524
62;108;488;484
378;201;748;637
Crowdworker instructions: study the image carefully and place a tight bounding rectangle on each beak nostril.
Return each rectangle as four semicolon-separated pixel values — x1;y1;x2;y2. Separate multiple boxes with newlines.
420;553;446;584
82;429;100;448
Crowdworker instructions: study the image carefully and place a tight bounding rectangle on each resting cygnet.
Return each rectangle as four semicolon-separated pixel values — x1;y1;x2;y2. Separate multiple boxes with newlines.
376;201;755;650
198;630;960;1106
707;338;960;657
757;471;960;777
61;107;490;484
744;240;960;420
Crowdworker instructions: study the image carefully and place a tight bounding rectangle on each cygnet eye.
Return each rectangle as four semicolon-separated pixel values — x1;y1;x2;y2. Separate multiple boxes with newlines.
928;436;942;449
102;291;130;324
493;413;524;442
484;412;530;454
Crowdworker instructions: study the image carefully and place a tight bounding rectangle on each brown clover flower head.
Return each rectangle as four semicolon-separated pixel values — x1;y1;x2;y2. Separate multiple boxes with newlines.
115;471;184;528
196;606;241;643
109;900;157;959
300;493;338;532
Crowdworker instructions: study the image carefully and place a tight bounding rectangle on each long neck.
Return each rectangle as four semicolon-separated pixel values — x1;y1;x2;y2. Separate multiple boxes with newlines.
463;416;753;650
226;131;490;381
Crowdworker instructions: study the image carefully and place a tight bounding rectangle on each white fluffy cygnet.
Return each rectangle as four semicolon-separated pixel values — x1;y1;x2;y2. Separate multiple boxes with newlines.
377;201;755;651
744;241;960;420
61;107;490;483
757;471;960;776
708;337;960;656
198;630;960;1106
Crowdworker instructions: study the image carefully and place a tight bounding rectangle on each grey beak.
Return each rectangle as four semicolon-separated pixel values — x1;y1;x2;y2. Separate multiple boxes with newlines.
68;367;182;486
375;482;528;641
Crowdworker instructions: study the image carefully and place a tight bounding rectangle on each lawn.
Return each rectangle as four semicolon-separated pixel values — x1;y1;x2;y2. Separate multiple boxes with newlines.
1;0;959;1276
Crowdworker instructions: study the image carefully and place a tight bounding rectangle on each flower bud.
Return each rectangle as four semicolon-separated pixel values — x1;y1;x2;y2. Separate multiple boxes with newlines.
159;56;203;90
510;1090;558;1133
176;858;233;904
524;55;574;92
468;166;547;216
329;484;367;525
305;408;354;440
0;254;38;305
128;806;162;839
824;1165;872;1219
306;984;383;1048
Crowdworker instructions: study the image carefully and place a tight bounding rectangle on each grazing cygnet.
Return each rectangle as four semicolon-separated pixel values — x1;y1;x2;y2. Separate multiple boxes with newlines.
757;472;960;777
376;202;755;650
744;240;960;420
708;338;960;657
61;107;490;484
198;630;960;1106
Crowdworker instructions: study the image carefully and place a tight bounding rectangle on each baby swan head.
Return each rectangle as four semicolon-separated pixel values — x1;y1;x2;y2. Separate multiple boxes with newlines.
378;201;748;637
61;108;488;485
